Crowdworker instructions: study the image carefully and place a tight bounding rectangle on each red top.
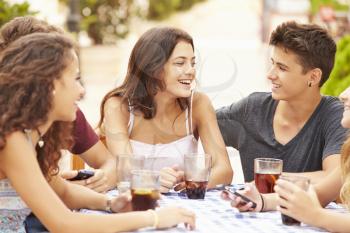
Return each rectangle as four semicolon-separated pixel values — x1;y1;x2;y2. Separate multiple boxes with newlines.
71;108;99;154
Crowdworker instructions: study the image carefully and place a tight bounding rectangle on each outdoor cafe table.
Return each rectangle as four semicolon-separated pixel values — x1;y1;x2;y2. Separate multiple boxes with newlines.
81;189;346;233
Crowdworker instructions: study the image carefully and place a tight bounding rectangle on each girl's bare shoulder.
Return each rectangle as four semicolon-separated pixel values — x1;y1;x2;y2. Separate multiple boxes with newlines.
192;91;213;111
104;96;129;116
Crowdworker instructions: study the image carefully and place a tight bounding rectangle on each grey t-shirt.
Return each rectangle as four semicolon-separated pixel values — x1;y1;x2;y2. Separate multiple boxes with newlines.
216;92;347;182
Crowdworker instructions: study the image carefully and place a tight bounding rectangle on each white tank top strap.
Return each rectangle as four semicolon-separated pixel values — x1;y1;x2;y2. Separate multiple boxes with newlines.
128;112;134;136
185;108;190;136
185;91;194;136
127;101;134;136
189;90;194;135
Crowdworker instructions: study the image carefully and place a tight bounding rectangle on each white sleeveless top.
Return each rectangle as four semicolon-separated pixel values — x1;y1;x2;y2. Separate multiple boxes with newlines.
0;130;32;233
128;94;198;170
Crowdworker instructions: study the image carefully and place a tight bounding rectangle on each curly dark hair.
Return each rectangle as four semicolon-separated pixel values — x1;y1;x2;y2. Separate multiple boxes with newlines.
0;33;75;177
0;16;63;51
269;21;336;87
98;27;194;131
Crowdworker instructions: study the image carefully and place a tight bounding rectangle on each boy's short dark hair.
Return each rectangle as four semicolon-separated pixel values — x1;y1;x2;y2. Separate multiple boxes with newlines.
269;21;336;87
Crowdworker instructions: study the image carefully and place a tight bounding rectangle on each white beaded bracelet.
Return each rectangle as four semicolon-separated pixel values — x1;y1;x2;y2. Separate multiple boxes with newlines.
147;209;159;228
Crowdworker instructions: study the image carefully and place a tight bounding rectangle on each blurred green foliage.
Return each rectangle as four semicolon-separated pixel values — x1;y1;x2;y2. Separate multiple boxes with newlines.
61;0;133;44
59;0;206;44
0;0;36;27
310;0;349;15
321;35;350;96
147;0;206;20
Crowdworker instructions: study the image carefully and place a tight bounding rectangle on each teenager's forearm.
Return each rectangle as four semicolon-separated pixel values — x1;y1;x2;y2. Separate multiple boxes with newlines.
62;182;107;210
315;209;350;233
282;171;329;184
73;211;154;233
47;210;154;233
100;158;117;189
314;168;342;207
208;166;233;188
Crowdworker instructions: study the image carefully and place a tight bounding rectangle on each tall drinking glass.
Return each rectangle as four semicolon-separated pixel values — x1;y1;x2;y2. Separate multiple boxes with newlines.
131;170;160;211
116;154;144;194
254;158;283;193
184;153;211;199
279;175;310;225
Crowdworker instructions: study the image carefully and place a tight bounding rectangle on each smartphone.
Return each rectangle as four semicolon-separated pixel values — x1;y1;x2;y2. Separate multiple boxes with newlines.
68;170;95;181
224;186;257;209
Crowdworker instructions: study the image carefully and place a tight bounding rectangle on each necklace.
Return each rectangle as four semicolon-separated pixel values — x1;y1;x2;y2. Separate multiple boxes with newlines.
36;128;44;148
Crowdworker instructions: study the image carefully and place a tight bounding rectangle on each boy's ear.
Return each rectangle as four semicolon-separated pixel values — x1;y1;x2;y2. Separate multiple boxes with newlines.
309;68;322;86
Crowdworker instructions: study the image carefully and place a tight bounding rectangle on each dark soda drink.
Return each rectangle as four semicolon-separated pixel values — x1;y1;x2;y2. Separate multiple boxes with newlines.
131;188;160;211
254;173;280;193
185;180;208;199
281;213;300;225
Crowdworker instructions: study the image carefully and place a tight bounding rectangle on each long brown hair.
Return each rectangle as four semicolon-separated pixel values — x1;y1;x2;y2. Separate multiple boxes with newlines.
0;33;75;177
98;27;194;131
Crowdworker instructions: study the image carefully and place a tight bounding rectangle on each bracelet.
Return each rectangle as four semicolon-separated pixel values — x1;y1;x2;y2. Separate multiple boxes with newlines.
259;193;265;212
105;196;113;213
147;209;159;229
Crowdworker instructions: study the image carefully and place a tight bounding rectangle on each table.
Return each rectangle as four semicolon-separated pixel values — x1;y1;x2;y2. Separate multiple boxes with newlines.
81;189;346;233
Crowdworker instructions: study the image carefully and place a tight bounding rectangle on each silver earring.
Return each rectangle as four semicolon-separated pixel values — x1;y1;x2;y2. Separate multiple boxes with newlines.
36;128;44;148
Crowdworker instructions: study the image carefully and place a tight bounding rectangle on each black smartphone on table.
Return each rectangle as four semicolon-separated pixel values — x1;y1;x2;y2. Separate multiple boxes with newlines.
68;170;95;181
224;186;257;209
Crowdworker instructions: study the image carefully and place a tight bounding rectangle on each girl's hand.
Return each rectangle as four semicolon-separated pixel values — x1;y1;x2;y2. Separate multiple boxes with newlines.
159;165;184;193
61;169;109;193
221;183;263;212
155;206;195;230
274;179;322;225
84;169;109;193
110;193;132;213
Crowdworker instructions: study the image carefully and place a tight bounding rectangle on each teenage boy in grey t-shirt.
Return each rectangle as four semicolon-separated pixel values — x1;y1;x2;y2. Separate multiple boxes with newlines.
217;92;346;182
217;21;347;185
